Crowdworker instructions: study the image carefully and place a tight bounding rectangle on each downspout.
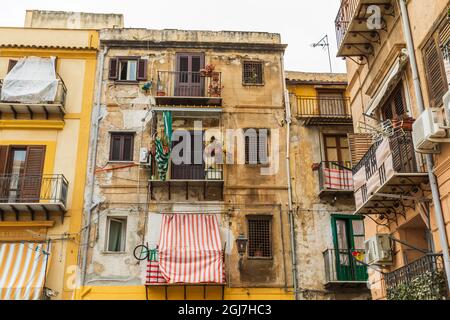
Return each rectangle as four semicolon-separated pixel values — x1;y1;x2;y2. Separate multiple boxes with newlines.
398;0;450;289
280;54;299;300
80;45;108;286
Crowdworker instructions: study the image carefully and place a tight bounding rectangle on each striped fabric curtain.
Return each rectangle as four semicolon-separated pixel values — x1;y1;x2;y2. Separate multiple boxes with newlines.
0;242;51;300
158;214;224;284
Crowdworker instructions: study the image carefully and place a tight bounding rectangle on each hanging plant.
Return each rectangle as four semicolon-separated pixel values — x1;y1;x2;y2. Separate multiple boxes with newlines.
200;64;216;77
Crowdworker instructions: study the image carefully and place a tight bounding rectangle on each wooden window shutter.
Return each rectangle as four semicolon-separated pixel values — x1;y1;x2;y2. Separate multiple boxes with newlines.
137;59;148;81
108;57;119;80
347;133;373;166
21;146;46;202
7;60;18;73
423;35;447;108
0;146;9;175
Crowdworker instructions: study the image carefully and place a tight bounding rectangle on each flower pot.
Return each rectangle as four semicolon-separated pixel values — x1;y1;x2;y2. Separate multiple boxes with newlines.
157;91;166;97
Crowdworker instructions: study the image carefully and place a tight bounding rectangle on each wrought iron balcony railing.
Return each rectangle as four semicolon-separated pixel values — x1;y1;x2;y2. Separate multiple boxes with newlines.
335;0;360;51
155;71;222;106
352;130;428;214
323;248;368;284
292;95;352;125
0;79;68;118
0;174;68;207
384;254;448;300
319;161;354;193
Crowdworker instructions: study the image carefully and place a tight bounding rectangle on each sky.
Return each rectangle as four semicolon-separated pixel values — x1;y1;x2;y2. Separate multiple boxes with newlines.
1;0;347;73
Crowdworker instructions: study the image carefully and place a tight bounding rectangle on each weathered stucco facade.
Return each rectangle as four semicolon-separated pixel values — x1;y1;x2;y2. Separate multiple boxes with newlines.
287;71;370;300
335;0;450;300
77;28;294;300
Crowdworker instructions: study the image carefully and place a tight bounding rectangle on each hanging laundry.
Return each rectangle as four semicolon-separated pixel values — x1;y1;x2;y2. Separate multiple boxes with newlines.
163;111;172;145
155;137;170;181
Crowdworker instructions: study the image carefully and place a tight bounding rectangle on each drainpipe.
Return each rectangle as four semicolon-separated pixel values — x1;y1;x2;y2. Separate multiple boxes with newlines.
398;0;450;289
80;45;108;286
280;54;299;300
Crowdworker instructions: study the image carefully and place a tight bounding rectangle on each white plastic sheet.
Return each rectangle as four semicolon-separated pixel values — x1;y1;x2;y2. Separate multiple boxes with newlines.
1;56;58;103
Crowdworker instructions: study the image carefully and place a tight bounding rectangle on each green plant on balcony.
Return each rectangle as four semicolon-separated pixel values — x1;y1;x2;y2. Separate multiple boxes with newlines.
386;270;447;300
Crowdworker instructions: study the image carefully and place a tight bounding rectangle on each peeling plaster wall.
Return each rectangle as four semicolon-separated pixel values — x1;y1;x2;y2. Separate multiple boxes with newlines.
85;29;292;291
288;81;371;300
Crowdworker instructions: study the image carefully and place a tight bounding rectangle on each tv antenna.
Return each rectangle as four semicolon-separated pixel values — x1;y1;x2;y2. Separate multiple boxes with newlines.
311;35;333;73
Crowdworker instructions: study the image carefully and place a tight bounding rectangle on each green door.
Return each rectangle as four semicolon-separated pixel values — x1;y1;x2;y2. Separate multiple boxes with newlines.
331;215;368;282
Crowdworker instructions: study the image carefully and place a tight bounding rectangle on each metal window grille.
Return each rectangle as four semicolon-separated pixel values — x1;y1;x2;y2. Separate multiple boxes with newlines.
247;217;272;258
243;61;264;85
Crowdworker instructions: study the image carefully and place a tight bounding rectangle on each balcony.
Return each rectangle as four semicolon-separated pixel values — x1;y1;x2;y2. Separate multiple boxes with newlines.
384;254;448;300
352;131;429;215
155;71;222;108
292;95;352;125
0;174;68;221
323;248;368;288
318;161;354;196
335;0;394;57
149;158;224;202
0;79;67;119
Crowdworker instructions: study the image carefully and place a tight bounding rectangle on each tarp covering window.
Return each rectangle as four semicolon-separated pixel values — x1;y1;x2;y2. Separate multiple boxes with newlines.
0;242;50;300
1;56;58;103
158;214;224;284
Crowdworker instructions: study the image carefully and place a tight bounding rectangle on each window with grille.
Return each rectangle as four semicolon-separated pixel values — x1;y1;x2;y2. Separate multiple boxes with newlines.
247;216;272;258
244;128;269;165
381;83;407;121
243;61;264;85
109;132;134;162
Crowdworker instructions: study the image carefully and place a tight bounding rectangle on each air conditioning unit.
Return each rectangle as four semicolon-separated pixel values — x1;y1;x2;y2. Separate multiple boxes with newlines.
444;90;450;126
412;108;447;151
364;234;393;266
139;148;151;166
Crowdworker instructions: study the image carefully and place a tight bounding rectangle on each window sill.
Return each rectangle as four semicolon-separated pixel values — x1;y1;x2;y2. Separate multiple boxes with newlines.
247;257;273;261
107;161;136;164
113;80;141;84
242;83;265;87
101;251;127;255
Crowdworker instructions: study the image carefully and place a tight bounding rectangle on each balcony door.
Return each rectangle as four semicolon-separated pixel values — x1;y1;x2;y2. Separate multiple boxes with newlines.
318;91;346;116
0;145;45;203
171;131;205;180
175;53;205;97
331;215;367;282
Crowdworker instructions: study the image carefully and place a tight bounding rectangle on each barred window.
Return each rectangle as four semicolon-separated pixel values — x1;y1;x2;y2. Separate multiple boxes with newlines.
247;216;272;258
243;61;264;85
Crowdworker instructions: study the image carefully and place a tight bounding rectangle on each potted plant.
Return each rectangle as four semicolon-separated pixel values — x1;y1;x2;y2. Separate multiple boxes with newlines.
200;64;215;77
393;116;415;131
253;244;265;257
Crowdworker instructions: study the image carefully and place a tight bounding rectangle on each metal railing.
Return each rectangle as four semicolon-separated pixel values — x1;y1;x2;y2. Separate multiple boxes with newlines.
156;71;222;98
295;96;351;118
152;157;224;181
319;161;353;192
352;131;422;175
0;79;67;106
384;254;448;299
335;0;360;49
0;174;68;206
323;248;368;283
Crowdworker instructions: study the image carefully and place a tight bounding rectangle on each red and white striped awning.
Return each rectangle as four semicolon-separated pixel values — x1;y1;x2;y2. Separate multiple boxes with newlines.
158;214;224;284
0;242;51;300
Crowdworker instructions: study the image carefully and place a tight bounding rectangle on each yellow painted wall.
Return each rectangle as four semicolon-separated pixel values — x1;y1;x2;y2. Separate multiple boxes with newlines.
0;28;98;300
75;286;294;300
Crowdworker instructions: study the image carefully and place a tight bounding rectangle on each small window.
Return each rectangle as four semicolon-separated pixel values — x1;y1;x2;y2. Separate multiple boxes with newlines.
243;61;264;85
106;217;127;252
247;216;272;258
119;60;137;81
244;128;269;165
108;57;147;82
109;132;134;162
